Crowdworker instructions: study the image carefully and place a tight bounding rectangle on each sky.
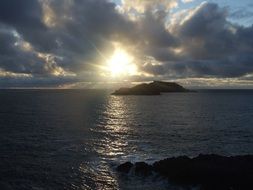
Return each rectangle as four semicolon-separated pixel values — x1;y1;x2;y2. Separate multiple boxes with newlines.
0;0;253;89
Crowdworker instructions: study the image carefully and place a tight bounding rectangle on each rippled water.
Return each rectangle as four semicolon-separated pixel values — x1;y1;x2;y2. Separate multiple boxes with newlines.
0;90;253;189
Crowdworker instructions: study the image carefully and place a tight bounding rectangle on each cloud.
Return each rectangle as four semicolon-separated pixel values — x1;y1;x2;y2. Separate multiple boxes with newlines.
181;0;194;3
0;0;136;87
0;0;253;88
230;9;253;20
229;7;253;26
141;3;253;79
122;0;178;13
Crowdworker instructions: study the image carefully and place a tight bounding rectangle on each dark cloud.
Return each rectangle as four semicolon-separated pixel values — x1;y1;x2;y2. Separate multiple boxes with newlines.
0;0;43;27
143;3;253;79
0;27;17;55
0;26;47;75
0;0;55;52
138;10;178;47
179;3;227;38
178;4;236;59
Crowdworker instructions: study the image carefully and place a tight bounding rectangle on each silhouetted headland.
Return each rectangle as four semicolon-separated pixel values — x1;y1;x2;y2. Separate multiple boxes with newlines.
117;154;253;189
112;81;192;95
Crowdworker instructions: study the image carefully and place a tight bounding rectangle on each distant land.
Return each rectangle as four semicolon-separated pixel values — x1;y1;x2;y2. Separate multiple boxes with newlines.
112;81;192;95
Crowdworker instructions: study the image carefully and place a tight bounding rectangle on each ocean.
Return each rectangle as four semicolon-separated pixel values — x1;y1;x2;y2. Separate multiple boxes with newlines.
0;90;253;190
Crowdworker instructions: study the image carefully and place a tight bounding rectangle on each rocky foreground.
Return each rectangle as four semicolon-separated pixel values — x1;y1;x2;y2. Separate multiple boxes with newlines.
112;81;192;95
117;154;253;189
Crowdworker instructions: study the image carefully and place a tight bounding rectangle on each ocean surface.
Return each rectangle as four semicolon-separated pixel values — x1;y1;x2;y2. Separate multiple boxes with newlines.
0;89;253;190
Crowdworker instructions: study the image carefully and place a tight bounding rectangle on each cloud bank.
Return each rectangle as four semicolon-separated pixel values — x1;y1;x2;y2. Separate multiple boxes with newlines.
0;0;253;88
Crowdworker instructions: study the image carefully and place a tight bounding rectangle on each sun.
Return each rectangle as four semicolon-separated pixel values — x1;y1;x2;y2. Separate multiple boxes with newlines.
106;49;137;77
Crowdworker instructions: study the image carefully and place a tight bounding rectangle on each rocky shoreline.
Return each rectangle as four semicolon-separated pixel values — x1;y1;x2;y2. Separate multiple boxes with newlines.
117;154;253;189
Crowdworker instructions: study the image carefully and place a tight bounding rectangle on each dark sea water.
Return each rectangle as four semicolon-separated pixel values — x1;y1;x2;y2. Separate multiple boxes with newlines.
0;89;253;190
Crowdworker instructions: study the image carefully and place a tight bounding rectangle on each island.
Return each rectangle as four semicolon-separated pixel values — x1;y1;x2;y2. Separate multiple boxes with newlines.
117;154;253;189
112;81;192;95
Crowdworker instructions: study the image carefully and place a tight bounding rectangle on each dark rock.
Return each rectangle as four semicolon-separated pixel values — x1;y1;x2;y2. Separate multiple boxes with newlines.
117;154;253;189
112;81;193;95
135;162;152;176
117;162;133;173
153;156;192;181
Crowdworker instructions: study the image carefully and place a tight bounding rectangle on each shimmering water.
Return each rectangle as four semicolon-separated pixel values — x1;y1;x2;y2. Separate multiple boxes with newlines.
0;90;253;189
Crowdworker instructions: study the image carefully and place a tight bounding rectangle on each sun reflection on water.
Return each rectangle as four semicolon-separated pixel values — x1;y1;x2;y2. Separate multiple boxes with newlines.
78;95;135;189
94;95;133;158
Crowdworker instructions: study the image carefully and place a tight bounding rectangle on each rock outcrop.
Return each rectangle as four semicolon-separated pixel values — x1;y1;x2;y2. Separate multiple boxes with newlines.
117;154;253;189
112;81;192;95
